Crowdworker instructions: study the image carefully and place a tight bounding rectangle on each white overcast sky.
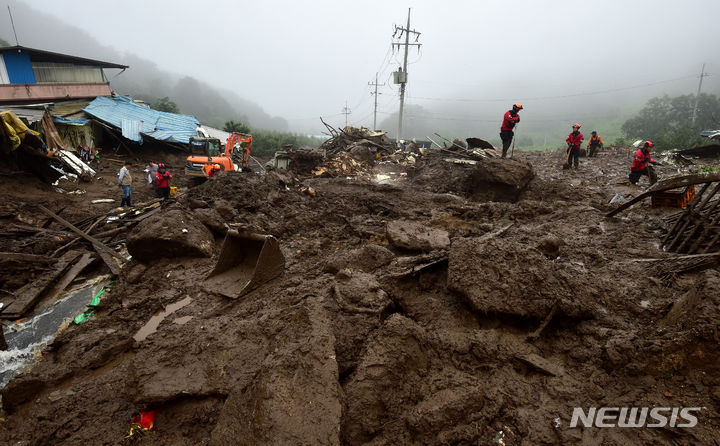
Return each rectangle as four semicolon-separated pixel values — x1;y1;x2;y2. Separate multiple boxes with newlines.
4;0;720;132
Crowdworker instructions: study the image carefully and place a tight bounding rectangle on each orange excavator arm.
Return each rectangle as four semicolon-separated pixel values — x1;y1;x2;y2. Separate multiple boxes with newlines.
225;132;253;169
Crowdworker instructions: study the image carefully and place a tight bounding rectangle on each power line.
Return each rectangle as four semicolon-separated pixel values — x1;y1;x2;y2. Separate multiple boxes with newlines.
406;75;698;103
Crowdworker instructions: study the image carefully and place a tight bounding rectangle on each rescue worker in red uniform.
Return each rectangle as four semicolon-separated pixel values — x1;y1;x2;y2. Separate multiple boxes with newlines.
155;163;172;199
500;103;523;158
565;123;584;169
629;141;658;185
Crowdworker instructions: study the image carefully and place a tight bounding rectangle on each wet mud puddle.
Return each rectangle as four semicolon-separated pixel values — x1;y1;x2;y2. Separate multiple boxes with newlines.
133;296;193;342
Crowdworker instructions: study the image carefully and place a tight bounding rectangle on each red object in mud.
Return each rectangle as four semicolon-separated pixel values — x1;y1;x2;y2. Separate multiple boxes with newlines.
131;410;158;431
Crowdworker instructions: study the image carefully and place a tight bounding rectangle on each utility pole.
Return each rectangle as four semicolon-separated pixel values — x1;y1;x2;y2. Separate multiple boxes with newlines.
368;72;385;131
341;101;351;129
392;8;421;141
691;63;709;125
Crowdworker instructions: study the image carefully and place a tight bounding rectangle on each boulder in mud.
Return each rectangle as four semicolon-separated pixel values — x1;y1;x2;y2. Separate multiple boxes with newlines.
413;154;534;202
447;237;592;318
323;244;395;273
386;220;450;252
127;209;214;263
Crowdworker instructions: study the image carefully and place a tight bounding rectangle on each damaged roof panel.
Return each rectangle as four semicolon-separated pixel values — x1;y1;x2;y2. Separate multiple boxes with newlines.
83;95;199;144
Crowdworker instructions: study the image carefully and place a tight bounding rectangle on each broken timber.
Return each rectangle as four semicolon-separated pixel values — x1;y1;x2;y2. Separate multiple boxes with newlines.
38;205;125;275
606;172;720;218
0;251;82;319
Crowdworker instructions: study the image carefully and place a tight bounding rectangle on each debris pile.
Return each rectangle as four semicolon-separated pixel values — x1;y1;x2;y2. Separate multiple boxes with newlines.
1;146;720;445
318;122;395;157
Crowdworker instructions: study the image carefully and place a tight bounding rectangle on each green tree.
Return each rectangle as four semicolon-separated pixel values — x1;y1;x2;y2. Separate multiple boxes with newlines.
151;97;180;113
621;93;720;150
0;37;10;47
224;120;251;134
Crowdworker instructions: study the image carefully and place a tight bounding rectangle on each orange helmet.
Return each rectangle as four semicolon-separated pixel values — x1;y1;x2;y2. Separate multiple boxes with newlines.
572;123;581;129
513;103;523;110
644;141;654;150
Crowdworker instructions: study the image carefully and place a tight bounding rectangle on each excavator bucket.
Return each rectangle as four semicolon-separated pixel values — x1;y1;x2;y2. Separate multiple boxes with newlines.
204;230;285;298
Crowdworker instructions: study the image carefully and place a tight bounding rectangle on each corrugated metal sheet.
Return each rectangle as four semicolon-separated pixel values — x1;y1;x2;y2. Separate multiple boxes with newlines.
0;55;9;84
202;125;230;142
121;118;143;142
2;51;37;84
83;95;199;144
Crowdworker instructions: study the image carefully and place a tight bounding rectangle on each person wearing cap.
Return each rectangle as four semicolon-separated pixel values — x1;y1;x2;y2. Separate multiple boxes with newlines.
629;141;659;185
500;103;523;158
565;124;584;169
118;161;133;207
587;131;604;157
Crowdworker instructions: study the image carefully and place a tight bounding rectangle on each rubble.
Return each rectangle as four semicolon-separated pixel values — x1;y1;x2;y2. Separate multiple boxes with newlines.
1;143;720;446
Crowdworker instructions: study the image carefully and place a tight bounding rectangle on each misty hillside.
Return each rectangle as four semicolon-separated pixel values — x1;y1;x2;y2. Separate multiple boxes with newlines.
0;1;288;131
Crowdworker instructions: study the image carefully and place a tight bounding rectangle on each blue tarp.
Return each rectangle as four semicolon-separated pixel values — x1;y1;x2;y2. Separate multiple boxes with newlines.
53;116;90;126
83;96;199;144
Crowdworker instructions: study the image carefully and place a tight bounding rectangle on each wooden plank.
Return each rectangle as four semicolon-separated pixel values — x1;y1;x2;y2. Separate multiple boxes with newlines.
606;173;720;218
675;184;720;253
41;253;94;302
686;197;720;254
0;251;82;319
94;245;122;276
0;252;54;265
38;205;124;261
662;183;711;245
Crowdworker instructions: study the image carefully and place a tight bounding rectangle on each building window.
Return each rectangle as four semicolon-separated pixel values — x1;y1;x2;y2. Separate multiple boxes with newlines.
31;62;104;84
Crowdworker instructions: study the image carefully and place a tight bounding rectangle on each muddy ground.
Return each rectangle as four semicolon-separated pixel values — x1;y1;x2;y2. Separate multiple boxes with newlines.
1;147;719;445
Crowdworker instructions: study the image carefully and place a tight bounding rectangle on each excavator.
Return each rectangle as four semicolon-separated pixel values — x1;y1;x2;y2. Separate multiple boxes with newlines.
184;132;253;177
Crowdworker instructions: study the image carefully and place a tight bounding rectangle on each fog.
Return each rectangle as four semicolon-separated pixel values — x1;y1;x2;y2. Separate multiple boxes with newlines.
2;0;719;142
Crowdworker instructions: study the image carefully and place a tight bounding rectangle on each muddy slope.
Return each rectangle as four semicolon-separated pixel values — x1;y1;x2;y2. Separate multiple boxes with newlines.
1;150;719;445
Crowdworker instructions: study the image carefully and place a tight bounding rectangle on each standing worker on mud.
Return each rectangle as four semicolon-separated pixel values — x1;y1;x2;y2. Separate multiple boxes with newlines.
565;124;584;169
500;103;523;158
587;131;603;157
118;161;133;207
155;163;172;199
629;141;659;185
147;161;159;197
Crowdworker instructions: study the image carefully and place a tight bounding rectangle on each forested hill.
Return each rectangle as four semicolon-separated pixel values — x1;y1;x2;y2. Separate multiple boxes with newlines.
0;3;287;131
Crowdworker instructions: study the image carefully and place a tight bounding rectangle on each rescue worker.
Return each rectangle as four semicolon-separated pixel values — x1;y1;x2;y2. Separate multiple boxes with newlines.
118;161;133;207
147;161;159;197
202;163;222;178
565;123;584;169
629;141;659;185
155;163;172;199
500;103;523;158
587;131;604;157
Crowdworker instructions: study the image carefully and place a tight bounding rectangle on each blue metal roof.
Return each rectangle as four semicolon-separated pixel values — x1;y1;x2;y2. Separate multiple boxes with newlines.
83;95;199;144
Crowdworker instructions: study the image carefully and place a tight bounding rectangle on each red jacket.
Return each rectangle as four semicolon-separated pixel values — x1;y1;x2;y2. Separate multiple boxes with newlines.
155;170;172;188
501;110;520;132
631;148;655;172
566;131;584;149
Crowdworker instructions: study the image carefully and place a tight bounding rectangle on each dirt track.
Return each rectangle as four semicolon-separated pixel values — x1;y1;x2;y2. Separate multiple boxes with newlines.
1;148;719;445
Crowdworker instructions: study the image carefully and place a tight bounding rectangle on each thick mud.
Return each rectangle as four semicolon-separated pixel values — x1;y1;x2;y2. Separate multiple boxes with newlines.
1;148;719;445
